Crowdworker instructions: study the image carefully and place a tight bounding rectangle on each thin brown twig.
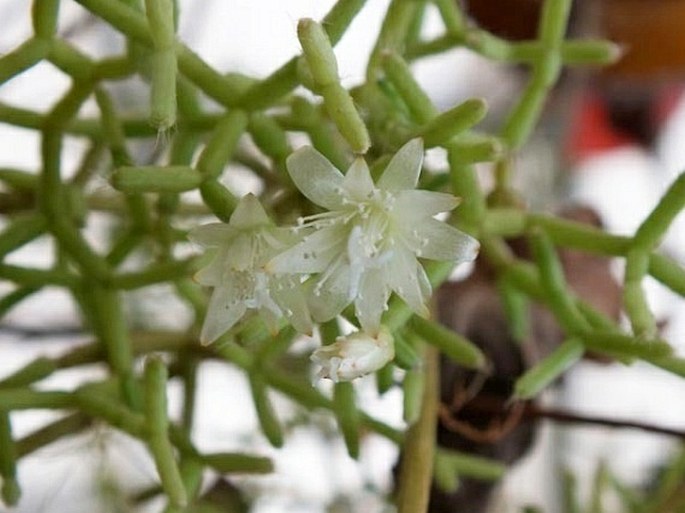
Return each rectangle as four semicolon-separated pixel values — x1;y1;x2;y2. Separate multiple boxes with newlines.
441;394;685;440
527;403;685;439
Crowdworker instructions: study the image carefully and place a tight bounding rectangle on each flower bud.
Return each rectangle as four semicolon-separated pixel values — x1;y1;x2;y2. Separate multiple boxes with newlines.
311;327;394;382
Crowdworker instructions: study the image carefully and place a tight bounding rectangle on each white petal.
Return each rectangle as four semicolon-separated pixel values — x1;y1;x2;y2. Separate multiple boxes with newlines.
393;189;459;219
387;250;429;316
341;330;394;379
252;273;282;317
377;138;424;192
346;225;366;299
418;262;432;299
342;158;375;201
355;268;390;335
409;218;480;262
308;263;352;322
225;233;254;271
194;248;227;286
312;329;394;381
200;285;247;344
287;146;345;210
271;276;313;334
267;224;346;274
266;226;301;251
188;223;237;247
311;348;343;382
259;307;283;335
229;193;271;229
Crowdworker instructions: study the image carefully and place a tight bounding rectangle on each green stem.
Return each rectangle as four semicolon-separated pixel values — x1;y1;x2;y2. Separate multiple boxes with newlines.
0;215;47;259
48;40;94;80
0;358;56;389
633;173;685;249
32;0;60;38
249;373;284;448
447;144;487;233
514;338;584;399
0;286;40;319
411;315;485;369
0;263;80;288
109;258;198;289
333;381;360;458
381;52;437;124
0;410;20;505
396;345;438;513
239;0;368;109
367;0;422;81
89;286;140;408
199;452;273;474
0;389;74;410
0;38;51;86
16;413;92;458
112;166;202;193
144;357;188;509
530;229;589;334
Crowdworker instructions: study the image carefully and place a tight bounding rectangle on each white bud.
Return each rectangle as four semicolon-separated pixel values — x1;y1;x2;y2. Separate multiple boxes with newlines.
311;327;394;382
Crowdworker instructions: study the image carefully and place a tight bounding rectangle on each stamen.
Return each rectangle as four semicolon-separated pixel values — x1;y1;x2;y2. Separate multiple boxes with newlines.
314;254;345;296
296;210;347;229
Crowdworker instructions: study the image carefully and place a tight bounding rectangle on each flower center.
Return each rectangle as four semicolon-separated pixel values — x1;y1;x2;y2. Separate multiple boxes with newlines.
237;270;281;316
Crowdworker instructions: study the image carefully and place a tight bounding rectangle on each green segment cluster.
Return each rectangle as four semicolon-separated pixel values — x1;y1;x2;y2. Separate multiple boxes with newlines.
0;0;684;511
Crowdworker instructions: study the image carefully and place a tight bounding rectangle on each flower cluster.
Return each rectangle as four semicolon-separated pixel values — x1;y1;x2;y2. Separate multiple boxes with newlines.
189;138;479;380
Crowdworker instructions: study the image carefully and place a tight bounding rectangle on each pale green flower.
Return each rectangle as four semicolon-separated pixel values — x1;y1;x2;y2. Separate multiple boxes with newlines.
268;138;479;334
311;328;394;382
189;193;312;344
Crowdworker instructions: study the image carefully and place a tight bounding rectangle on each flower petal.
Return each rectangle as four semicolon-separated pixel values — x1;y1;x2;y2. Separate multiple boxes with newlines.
417;261;432;301
355;268;390;335
377;138;424;192
229;193;272;229
200;285;247;344
393;189;459;219
308;263;352;322
267;224;346;274
225;233;255;271
194;248;227;286
286;146;345;210
387;249;429;316
271;276;313;334
342;158;375;201
188;223;237;247
408;218;480;261
259;306;283;335
311;329;394;382
251;272;282;317
265;226;301;251
347;331;394;379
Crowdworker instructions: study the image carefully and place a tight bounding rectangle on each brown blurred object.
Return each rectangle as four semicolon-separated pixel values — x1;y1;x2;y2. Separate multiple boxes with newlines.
600;0;685;80
429;206;621;513
462;0;544;41
463;0;685;149
463;0;685;79
595;0;685;147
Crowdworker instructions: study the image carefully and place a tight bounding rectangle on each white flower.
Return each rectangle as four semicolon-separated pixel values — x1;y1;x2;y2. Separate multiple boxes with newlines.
311;328;395;382
268;138;479;334
189;193;312;344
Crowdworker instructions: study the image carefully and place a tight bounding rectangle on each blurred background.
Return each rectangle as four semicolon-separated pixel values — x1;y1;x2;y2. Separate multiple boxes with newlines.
2;0;685;512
